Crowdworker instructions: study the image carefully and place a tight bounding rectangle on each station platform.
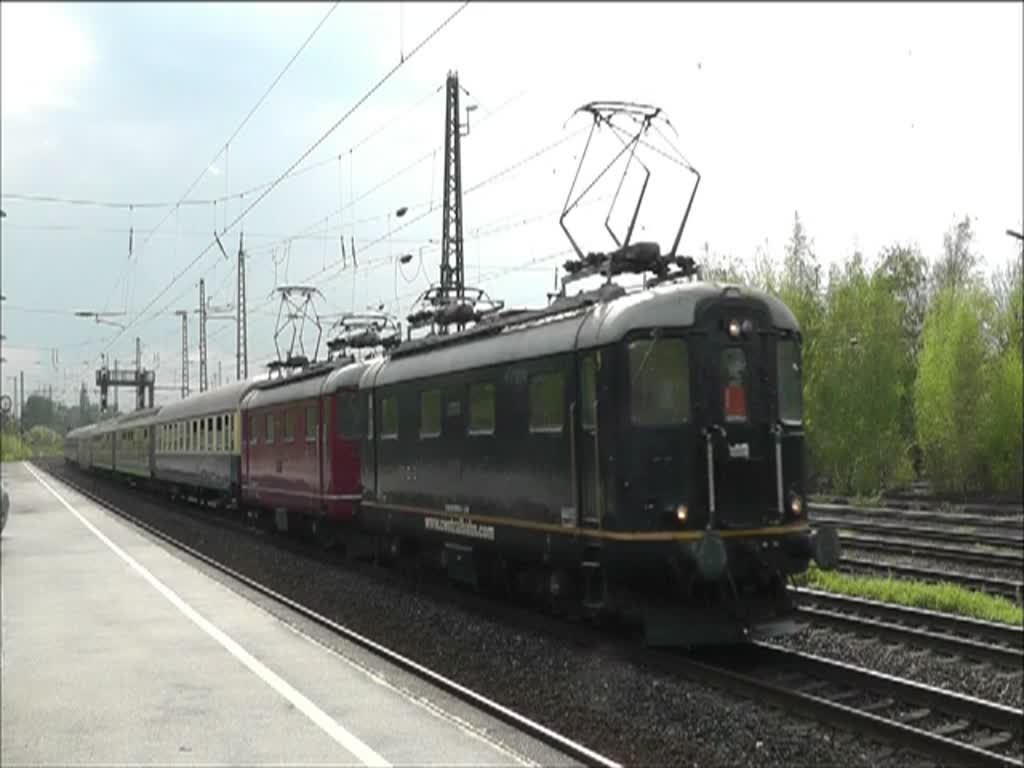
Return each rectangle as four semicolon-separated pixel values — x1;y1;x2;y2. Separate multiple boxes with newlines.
0;462;576;767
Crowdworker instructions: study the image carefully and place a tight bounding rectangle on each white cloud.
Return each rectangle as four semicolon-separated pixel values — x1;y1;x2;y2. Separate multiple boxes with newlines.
0;3;94;117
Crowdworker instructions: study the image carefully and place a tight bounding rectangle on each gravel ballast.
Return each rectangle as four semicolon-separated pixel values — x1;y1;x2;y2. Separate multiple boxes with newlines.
770;621;1024;709
41;461;938;768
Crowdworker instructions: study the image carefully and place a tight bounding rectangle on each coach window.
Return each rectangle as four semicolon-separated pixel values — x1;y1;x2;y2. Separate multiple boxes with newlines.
192;420;198;452
208;417;215;451
529;372;564;433
306;405;317;442
468;382;495;435
778;337;803;425
420;389;441;438
228;414;235;452
381;395;399;440
215;416;223;452
629;338;690;427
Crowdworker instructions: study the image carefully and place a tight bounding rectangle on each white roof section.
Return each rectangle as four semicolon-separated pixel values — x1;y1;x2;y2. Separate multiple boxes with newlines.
155;379;258;423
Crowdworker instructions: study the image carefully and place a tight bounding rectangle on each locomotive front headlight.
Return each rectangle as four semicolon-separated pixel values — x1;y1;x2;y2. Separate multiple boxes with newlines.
789;493;804;517
728;319;741;338
676;504;689;523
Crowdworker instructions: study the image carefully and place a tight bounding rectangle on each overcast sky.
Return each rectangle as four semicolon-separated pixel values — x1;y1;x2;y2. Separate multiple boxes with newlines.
2;1;1021;408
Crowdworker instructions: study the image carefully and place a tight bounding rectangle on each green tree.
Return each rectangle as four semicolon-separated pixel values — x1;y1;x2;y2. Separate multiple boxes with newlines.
932;214;982;296
982;348;1023;497
23;425;63;457
991;250;1023;356
699;241;746;283
915;286;994;493
21;394;57;432
808;252;914;494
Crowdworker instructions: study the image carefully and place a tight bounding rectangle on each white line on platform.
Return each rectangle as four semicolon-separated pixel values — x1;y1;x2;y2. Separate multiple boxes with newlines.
23;463;390;768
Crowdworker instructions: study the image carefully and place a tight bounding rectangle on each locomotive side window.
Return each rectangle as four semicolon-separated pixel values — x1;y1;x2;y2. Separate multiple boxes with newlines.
306;406;317;441
529;371;564;433
629;338;690;426
250;415;260;445
381;395;399;440
778;338;803;424
580;357;597;430
420;389;441;438
284;410;295;443
721;347;748;423
468;382;495;435
266;412;275;444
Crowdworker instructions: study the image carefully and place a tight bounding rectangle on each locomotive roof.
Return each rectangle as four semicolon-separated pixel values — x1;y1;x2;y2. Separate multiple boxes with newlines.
374;280;798;386
156;379;257;422
323;360;370;393
241;366;334;411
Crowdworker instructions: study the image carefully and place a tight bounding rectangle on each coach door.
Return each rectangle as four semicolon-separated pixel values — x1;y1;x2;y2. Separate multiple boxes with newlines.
576;352;602;526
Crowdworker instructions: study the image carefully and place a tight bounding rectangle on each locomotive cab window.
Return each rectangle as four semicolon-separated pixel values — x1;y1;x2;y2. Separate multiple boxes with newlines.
529;372;564;433
468;382;495;435
420;389;441;438
778;337;803;424
629;338;690;426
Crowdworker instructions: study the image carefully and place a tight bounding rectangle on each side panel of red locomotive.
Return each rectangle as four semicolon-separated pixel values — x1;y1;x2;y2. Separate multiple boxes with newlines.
240;362;366;523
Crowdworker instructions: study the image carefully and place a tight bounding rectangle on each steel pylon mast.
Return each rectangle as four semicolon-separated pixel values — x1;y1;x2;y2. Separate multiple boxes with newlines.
439;70;465;334
236;232;248;381
175;310;190;398
198;278;208;393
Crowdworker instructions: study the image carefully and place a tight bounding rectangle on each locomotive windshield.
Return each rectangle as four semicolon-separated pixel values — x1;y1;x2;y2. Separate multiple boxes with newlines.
777;338;803;424
629;338;690;426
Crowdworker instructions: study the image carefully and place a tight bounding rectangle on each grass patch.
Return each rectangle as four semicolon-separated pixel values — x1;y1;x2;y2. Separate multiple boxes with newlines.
795;566;1023;626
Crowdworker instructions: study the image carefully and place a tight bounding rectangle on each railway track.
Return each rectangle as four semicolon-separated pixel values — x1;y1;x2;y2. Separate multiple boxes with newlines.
791;587;1024;669
839;557;1023;601
677;643;1023;768
839;533;1023;569
30;463;620;768
812;514;1024;549
811;502;1024;531
35;461;1024;768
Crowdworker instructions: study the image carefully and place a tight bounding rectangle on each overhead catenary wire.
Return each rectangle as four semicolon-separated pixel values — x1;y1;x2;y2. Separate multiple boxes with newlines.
132;1;342;261
102;2;471;355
